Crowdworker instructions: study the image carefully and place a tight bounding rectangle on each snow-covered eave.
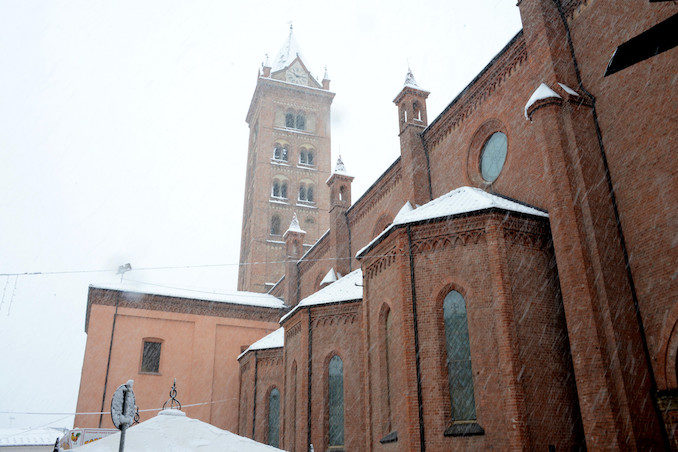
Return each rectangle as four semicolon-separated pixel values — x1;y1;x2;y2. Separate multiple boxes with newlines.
85;285;287;333
237;343;283;361
393;85;430;103
279;297;362;325
356;206;548;259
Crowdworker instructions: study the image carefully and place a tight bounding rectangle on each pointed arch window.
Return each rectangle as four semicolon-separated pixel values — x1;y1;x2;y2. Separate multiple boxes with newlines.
328;355;344;448
443;290;476;421
267;388;280;447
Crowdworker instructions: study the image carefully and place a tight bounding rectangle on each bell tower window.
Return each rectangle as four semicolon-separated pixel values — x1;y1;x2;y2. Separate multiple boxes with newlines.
285;113;295;128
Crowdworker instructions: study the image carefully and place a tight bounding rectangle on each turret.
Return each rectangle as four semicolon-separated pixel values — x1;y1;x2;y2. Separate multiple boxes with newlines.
283;213;306;306
394;68;431;206
326;156;354;277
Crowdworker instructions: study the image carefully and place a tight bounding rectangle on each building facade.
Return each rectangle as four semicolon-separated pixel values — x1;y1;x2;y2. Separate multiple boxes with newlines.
237;26;334;293
238;0;678;450
74;284;285;431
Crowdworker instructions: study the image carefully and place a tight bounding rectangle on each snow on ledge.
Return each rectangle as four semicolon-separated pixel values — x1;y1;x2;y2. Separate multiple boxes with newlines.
238;327;284;359
280;269;363;323
524;83;561;120
558;83;579;97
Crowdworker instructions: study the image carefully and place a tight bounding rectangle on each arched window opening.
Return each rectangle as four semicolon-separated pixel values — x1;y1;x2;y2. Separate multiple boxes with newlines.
296;114;306;130
267;388;280;447
328;355;344;448
281;181;288;199
307;151;314;165
413;101;422;121
270;215;281;235
300;149;307;164
282;145;289;161
272;180;280;198
285;113;295;128
339;186;346;202
298;183;314;203
443;290;476;421
273;144;282;160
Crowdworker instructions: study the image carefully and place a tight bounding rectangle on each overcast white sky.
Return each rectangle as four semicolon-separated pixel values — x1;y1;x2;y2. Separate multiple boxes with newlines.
0;0;521;430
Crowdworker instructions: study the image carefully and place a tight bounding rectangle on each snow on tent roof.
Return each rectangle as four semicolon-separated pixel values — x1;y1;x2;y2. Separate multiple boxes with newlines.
89;280;286;309
77;409;283;451
238;327;284;359
0;428;65;446
284;212;305;236
357;186;548;258
280;269;363;323
272;26;305;72
403;68;429;92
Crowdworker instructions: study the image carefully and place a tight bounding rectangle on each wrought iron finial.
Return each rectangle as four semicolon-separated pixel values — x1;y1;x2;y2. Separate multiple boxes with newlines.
162;378;182;410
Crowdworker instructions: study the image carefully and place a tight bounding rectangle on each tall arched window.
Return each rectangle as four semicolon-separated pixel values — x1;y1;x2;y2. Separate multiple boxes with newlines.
307;150;314;165
300;149;307;164
281;181;288;199
272;143;289;161
272;180;280;197
267;388;280;447
443;290;476;421
285;113;295;128
299;185;307;201
272;180;288;199
307;186;314;203
270;215;281;235
328;355;344;448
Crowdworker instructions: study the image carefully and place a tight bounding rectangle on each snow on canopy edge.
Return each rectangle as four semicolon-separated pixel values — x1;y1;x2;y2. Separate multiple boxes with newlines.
238;327;285;360
280;269;363;324
89;282;286;309
356;187;547;258
0;428;66;446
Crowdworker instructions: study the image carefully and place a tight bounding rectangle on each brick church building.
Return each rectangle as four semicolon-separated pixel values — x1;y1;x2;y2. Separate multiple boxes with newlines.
74;0;676;450
236;0;677;450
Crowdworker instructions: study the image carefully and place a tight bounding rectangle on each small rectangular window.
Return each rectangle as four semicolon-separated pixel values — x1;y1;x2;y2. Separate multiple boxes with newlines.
141;341;161;373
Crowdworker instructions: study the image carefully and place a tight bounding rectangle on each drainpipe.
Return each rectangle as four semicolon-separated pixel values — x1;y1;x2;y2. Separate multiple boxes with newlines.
406;225;426;451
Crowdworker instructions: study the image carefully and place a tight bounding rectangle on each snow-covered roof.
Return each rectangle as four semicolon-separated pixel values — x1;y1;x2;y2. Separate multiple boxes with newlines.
402;68;429;92
89;280;286;309
524;83;561;119
280;269;363;323
284;213;305;237
238;327;284;359
272;25;305;72
357;186;548;258
78;409;282;451
0;428;65;446
320;268;338;286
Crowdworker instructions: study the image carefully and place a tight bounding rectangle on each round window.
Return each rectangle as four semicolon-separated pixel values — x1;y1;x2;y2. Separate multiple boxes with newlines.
479;132;507;182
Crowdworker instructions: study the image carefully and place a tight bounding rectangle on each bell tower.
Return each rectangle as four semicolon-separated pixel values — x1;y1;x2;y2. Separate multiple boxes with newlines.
238;26;335;293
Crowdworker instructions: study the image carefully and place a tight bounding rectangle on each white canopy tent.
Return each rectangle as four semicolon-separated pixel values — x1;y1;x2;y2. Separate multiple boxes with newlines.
77;409;282;452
